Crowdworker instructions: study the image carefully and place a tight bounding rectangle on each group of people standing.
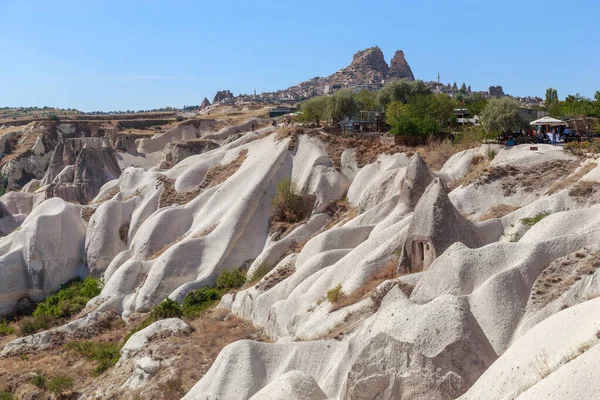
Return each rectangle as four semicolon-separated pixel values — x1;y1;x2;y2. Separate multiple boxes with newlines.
535;128;560;146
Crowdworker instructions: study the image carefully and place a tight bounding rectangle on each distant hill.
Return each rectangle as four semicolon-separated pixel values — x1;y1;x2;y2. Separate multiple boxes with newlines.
259;46;415;101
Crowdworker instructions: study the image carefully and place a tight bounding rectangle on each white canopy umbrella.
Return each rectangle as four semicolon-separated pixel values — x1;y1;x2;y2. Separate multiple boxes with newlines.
530;116;566;126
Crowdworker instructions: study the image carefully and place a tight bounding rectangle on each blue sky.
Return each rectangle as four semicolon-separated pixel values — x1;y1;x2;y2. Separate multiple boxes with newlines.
0;0;598;111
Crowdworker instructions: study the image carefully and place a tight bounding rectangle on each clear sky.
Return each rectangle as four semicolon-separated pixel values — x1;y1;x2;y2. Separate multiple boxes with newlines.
0;0;598;111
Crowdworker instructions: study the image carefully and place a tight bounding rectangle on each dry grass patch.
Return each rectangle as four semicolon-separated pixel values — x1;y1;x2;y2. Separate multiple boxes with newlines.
80;206;96;222
193;224;217;238
547;162;597;195
91;187;120;204
200;149;247;188
157;175;201;208
329;260;401;313
119;222;129;243
527;248;600;313
137;308;268;399
145;234;185;260
451;155;491;189
468;160;578;196
314;308;371;341
256;263;295;291
0;311;129;399
418;139;468;171
324;200;358;229
478;204;520;221
569;181;600;203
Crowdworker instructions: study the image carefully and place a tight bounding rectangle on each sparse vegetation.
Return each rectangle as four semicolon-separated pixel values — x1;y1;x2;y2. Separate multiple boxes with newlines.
330;261;400;312
47;375;74;397
248;263;271;285
0;392;14;400
216;269;247;291
182;288;222;317
547;162;597;195
146;234;185;260
529;351;552;380
66;341;120;375
256;263;295;291
478;204;520;221
271;179;307;224
18;315;53;336
33;276;103;320
201;149;248;188
0;318;15;336
520;211;551;228
149;298;184;320
158;377;185;400
452;154;491;189
327;284;345;304
124;269;249;340
31;373;46;389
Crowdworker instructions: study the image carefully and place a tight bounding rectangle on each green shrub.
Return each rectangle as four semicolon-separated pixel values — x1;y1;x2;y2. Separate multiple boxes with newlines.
0;319;14;336
148;297;183;320
122;297;182;346
31;373;46;389
66;341;120;375
47;375;74;396
33;277;103;319
327;284;345;304
455;124;495;146
486;147;497;161
389;115;440;137
18;315;54;336
520;211;551;228
216;269;246;291
182;288;222;317
271;179;306;224
248;263;270;284
0;392;14;400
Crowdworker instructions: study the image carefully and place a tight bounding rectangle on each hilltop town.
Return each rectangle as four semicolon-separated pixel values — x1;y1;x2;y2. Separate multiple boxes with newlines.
206;46;543;108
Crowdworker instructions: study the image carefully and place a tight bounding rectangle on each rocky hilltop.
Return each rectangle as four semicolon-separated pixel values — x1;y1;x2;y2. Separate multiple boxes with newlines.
261;46;415;100
0;106;600;399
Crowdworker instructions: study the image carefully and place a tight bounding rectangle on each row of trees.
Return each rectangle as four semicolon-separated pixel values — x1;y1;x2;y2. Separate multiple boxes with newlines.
299;81;600;139
545;88;600;118
299;80;492;137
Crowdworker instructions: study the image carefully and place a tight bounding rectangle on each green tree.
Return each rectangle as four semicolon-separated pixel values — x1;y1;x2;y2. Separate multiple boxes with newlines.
480;97;525;133
327;89;358;122
464;93;488;116
300;96;328;125
376;79;431;109
385;102;409;125
594;91;600;102
354;90;378;111
545;87;558;105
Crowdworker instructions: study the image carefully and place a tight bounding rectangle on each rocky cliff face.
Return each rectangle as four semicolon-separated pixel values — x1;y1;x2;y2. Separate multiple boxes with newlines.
389;50;415;80
213;90;234;104
200;97;211;110
489;86;505;97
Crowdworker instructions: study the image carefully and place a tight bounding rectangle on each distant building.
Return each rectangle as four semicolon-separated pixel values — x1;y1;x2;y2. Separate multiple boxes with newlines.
269;107;296;118
453;108;479;125
519;108;548;122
